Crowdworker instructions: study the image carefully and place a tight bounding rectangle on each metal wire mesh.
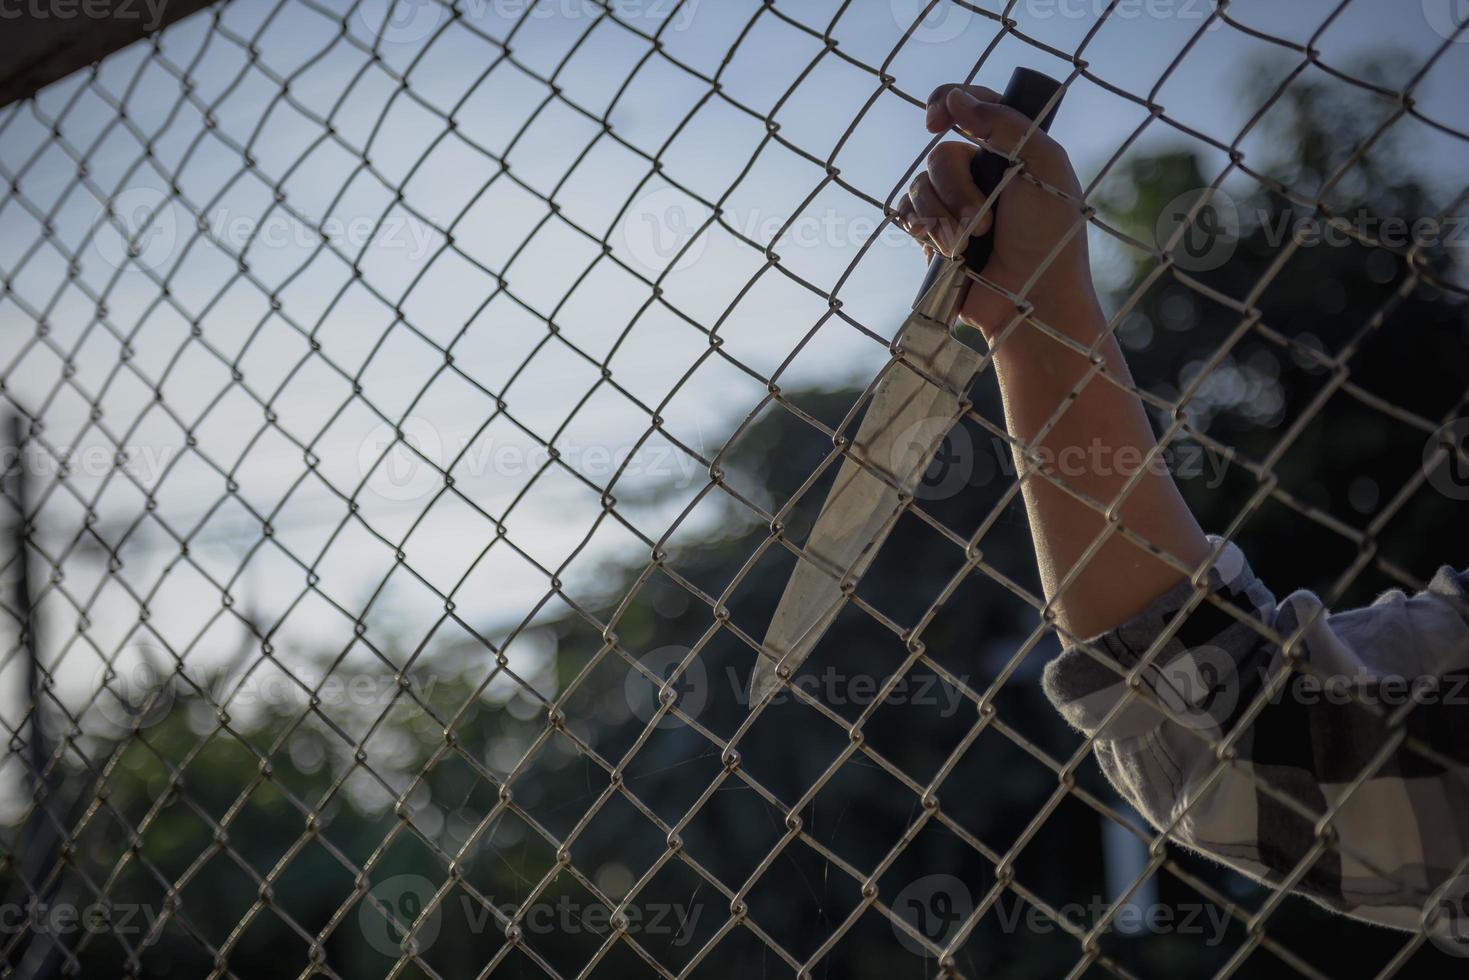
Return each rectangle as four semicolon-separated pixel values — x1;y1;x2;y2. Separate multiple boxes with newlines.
1;0;1467;977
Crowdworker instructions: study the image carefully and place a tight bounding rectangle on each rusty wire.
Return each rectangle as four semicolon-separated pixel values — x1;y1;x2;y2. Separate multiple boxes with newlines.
0;0;1467;977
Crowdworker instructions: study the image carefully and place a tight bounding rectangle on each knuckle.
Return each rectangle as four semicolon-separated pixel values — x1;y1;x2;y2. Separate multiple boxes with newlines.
1028;131;1066;164
928;141;975;171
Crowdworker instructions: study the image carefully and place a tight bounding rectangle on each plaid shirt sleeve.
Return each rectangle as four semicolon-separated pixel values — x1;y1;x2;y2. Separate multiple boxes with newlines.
1042;536;1469;935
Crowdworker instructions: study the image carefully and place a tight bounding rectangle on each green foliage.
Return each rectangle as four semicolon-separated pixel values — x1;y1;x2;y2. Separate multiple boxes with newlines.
6;64;1466;978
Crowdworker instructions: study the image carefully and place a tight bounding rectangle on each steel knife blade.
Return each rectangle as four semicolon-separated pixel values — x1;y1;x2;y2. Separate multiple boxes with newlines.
749;68;1064;706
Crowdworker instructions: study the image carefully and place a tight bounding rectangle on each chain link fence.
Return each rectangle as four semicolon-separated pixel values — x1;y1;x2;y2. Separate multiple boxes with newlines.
1;0;1468;976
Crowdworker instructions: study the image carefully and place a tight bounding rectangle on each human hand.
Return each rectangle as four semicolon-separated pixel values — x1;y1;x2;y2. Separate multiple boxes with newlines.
898;84;1096;341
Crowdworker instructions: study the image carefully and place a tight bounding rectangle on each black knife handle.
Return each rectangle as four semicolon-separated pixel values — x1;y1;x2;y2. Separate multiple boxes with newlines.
961;67;1064;274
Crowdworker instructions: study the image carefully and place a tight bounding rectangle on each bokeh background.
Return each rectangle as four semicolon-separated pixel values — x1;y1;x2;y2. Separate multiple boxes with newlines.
1;0;1468;975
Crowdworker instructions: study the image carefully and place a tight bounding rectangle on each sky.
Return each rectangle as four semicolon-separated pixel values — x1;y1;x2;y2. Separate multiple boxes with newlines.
0;0;1464;783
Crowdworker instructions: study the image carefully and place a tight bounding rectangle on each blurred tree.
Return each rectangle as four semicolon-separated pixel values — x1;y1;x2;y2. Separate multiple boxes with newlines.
4;59;1466;979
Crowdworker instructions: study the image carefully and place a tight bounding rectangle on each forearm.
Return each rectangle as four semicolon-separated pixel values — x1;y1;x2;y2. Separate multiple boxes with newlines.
986;294;1211;639
905;83;1210;637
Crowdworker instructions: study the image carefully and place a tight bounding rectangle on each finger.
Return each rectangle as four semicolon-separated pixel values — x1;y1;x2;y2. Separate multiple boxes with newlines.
894;196;918;237
942;87;1066;178
896;198;936;248
926;141;994;239
925;84;1000;132
907;173;961;256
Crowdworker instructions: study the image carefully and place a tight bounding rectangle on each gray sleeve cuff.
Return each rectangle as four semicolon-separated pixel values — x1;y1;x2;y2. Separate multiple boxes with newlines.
1041;537;1276;741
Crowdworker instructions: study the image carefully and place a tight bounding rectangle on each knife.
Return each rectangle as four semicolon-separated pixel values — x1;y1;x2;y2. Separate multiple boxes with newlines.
749;68;1065;706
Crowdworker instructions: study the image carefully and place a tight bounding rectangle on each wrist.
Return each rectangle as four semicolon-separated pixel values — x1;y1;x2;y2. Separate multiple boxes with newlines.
961;277;1105;351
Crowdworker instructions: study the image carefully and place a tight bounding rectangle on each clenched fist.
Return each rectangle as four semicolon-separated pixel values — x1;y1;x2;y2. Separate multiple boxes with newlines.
897;84;1095;342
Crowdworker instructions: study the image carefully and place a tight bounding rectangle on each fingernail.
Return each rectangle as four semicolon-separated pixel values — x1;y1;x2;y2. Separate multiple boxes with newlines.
924;101;941;129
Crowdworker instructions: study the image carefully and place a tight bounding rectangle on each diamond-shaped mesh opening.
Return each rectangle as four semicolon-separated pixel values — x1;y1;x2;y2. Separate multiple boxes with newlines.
3;0;1469;977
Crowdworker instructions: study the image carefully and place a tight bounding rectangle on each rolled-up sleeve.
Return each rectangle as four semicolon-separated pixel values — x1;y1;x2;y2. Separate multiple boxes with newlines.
1043;536;1469;934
